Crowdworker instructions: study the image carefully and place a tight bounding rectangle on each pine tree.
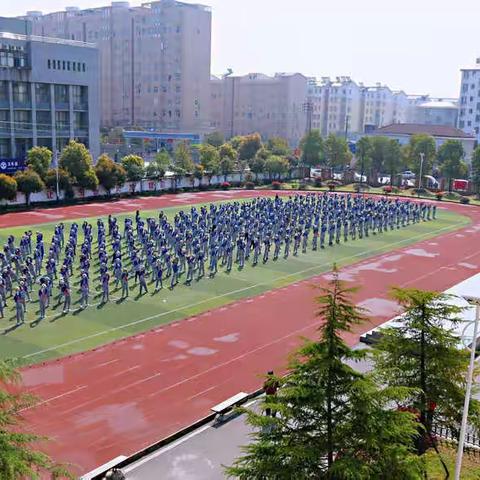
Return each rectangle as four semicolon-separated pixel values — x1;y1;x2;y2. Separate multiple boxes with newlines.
372;288;480;450
0;360;73;479
226;268;422;479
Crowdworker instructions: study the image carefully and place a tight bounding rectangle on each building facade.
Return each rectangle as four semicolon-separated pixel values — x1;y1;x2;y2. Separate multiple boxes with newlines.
23;0;212;134
211;72;308;146
0;18;100;163
458;59;480;140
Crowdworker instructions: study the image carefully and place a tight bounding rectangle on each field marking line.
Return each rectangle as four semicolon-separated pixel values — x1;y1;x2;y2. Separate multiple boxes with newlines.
187;385;217;401
21;219;467;360
20;385;87;412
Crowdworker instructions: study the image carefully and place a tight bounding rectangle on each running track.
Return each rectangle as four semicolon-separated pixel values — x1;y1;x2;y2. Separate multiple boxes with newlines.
6;191;480;476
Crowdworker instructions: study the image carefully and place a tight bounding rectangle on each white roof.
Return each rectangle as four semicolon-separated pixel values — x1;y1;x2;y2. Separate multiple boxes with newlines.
418;100;458;109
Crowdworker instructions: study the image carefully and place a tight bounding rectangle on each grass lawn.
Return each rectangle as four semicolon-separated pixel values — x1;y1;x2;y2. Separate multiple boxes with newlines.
0;199;470;365
426;445;480;479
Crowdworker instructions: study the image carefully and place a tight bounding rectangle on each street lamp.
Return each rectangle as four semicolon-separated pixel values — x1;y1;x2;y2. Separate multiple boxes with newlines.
454;295;480;480
53;150;59;200
418;152;425;190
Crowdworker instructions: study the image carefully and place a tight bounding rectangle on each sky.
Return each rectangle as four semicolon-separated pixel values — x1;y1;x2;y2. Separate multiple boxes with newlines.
4;0;479;98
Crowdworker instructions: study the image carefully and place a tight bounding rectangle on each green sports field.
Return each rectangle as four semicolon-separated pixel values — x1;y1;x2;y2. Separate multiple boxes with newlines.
0;201;470;365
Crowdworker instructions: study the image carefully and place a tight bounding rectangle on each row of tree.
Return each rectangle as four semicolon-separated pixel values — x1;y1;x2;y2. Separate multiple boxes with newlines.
227;270;480;479
299;129;480;192
0;133;300;204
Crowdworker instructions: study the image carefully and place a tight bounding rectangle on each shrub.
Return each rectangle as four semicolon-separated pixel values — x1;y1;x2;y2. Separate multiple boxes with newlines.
221;181;231;190
271;181;282;190
313;177;322;188
460;196;470;204
298;181;307;190
353;183;370;193
244;181;255;190
412;187;427;196
435;191;444;201
327;181;340;191
383;185;393;194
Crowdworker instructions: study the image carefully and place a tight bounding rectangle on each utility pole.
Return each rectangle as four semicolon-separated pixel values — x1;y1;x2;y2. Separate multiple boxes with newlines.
53;150;59;200
344;114;349;140
303;101;312;134
418;152;425;190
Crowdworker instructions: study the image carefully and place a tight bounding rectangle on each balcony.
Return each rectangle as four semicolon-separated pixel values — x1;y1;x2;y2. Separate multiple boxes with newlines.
73;102;88;111
55;125;71;137
55;102;70;111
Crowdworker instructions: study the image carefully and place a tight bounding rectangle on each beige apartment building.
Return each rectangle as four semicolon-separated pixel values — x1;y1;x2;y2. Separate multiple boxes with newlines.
211;72;308;146
23;0;212;133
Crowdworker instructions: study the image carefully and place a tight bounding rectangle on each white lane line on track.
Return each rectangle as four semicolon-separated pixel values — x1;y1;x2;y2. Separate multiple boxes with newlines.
22;220;467;360
187;385;217;401
112;365;140;377
94;359;119;369
20;385;87;412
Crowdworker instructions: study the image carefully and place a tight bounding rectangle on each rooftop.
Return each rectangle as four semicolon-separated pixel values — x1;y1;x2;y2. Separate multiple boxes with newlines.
418;100;458;109
373;123;474;139
0;31;96;48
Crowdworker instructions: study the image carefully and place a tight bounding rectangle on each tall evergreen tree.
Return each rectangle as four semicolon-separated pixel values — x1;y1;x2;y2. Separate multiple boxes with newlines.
372;288;480;449
0;360;73;479
226;269;422;479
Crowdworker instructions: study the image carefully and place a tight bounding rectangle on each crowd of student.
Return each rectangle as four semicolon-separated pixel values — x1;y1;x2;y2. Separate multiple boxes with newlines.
0;192;436;325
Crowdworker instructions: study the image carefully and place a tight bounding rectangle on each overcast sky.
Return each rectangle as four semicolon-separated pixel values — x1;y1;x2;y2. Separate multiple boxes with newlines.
4;0;479;98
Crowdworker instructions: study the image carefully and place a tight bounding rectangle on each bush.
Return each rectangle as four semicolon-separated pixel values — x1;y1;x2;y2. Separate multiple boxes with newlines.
313;177;322;188
327;181;340;191
383;185;393;194
435;191;444;201
221;181;231;190
460;196;470;204
298;181;307;191
412;187;427;196
244;181;255;190
271;181;282;190
353;183;370;193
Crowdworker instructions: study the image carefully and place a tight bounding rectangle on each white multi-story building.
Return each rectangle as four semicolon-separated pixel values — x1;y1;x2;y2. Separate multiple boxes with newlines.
458;58;480;140
210;72;308;146
21;0;212;134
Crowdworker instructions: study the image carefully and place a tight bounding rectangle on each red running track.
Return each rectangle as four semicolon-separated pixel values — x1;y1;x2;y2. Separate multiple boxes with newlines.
9;194;480;476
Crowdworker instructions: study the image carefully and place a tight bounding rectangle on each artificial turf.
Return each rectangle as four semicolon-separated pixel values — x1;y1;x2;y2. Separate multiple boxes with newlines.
0;200;470;365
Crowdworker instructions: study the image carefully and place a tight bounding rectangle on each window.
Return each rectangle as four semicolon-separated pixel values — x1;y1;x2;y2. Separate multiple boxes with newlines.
72;85;87;108
14;110;31;130
54;85;69;105
82;63;86;72
48;59;51;69
0;81;8;102
35;83;50;106
36;111;52;133
0;138;10;157
55;111;70;131
67;61;70;71
12;82;30;104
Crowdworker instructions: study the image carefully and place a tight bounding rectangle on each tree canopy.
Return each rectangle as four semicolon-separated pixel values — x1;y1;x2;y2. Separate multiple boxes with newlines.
0;360;73;479
405;134;436;186
14;169;45;205
299;129;324;167
227;269;422;479
373;288;480;446
324;134;352;169
238;133;262;161
0;174;17;201
471;146;480;196
26;146;52;181
203;131;225;148
121;155;144;182
59;141;98;190
174;142;195;174
96;154;127;193
267;136;290;156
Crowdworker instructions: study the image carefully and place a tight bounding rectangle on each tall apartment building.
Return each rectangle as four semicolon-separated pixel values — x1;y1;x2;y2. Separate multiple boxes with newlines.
307;77;363;137
458;58;480;140
23;0;212;134
0;17;100;163
210;72;308;146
